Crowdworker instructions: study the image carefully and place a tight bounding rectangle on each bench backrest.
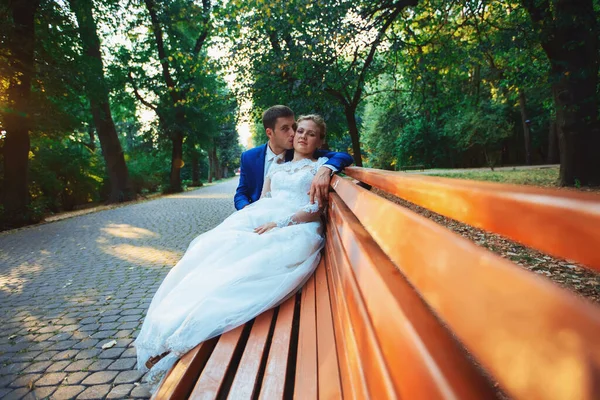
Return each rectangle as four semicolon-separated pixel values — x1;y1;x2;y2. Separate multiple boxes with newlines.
326;167;600;400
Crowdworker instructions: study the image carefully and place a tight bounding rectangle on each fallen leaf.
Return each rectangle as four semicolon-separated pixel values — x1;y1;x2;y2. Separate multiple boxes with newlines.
102;340;117;349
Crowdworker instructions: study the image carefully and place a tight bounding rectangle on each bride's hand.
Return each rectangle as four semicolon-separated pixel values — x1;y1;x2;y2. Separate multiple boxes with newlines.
254;222;277;235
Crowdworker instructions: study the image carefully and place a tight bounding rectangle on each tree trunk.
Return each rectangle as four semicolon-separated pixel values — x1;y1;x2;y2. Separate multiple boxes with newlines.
191;152;201;186
523;0;600;185
344;106;363;167
70;0;132;202
518;88;532;165
2;0;39;225
168;131;184;192
547;120;559;164
207;146;214;183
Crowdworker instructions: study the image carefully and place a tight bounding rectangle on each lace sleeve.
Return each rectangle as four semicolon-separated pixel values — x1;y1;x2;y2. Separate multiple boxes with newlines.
312;157;329;174
275;200;322;228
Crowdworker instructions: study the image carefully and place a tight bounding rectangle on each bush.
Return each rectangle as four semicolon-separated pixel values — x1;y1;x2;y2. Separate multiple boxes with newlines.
126;150;170;195
29;137;105;212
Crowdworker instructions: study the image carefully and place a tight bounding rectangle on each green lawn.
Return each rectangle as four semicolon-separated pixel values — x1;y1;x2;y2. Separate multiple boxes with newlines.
430;167;560;187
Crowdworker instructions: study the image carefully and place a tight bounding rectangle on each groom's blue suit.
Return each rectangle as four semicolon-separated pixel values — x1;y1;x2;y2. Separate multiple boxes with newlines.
234;144;354;210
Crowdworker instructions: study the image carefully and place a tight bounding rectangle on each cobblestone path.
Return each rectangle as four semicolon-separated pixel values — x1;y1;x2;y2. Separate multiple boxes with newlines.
0;179;239;399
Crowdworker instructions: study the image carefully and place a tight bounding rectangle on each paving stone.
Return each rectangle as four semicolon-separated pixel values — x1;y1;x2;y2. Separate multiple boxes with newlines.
10;351;41;362
88;359;113;372
47;332;73;342
0;374;17;387
98;322;120;330
107;358;137;371
3;387;30;400
47;360;72;372
90;331;116;340
33;351;59;361
114;370;145;384
78;317;97;325
64;359;93;372
74;349;101;360
1;362;29;374
118;322;139;330
62;371;89;385
35;372;67;386
21;360;52;373
130;384;151;398
117;315;141;323
97;347;125;359
114;329;133;339
23;386;56;400
46;340;78;351
8;373;42;388
106;384;134;399
121;347;137;358
81;371;118;385
51;349;79;361
78;324;100;332
76;384;111;399
98;316;119;323
72;339;98;350
50;385;85;399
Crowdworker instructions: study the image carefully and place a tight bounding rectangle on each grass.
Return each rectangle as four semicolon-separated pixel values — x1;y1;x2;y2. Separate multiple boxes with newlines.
430;167;560;187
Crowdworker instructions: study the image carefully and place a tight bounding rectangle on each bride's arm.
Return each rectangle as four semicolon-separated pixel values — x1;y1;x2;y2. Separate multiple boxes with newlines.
275;201;322;227
254;201;322;234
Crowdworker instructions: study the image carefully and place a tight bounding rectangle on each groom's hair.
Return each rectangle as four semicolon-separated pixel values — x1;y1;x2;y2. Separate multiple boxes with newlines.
262;105;294;131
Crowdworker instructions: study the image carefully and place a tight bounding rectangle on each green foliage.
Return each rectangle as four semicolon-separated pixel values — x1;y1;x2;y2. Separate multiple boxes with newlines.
29;136;106;212
126;149;171;195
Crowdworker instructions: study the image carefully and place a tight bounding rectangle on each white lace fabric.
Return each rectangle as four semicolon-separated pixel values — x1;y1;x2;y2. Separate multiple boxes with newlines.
134;157;328;392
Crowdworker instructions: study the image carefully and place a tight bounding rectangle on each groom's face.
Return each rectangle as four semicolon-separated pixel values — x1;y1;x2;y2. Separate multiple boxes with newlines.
267;116;296;151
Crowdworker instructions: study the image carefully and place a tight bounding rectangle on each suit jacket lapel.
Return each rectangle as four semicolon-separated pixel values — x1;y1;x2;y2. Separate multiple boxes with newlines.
256;143;268;190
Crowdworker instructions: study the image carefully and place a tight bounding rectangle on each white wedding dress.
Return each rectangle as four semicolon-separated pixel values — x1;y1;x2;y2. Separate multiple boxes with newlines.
134;157;328;388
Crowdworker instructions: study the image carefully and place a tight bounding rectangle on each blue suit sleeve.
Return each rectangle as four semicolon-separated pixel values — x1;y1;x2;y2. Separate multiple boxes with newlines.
315;150;354;172
234;153;251;210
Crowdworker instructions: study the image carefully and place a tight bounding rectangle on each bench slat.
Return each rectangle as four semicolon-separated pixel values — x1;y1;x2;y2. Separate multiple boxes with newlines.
315;259;343;399
325;240;372;399
258;297;296;400
328;202;497;399
343;168;600;271
152;338;218;400
227;309;275;399
333;175;600;400
189;325;245;400
324;253;360;399
294;275;318;399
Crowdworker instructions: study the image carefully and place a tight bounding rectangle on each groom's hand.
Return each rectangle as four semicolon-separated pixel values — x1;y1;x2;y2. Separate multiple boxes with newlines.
309;167;332;205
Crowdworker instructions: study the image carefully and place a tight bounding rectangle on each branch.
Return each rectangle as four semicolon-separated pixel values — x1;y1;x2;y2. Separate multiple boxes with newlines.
143;0;180;104
192;0;211;56
128;71;157;111
351;2;413;107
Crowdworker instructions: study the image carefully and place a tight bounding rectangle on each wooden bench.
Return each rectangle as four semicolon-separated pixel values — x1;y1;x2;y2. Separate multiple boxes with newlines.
153;167;600;400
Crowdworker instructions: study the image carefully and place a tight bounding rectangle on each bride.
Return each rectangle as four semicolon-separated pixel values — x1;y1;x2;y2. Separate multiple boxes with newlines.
134;114;330;387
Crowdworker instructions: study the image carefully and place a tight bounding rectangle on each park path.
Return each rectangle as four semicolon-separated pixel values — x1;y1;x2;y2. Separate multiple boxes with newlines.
0;179;239;399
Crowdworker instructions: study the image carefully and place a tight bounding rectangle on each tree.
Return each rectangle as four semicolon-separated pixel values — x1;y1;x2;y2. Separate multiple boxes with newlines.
1;0;40;225
140;0;213;192
522;0;600;186
69;0;133;202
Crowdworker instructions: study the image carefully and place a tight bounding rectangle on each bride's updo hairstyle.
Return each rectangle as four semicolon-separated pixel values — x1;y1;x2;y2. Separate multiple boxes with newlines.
296;114;326;140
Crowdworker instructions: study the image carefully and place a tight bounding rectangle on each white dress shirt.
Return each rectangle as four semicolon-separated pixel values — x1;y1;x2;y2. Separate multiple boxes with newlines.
264;145;286;178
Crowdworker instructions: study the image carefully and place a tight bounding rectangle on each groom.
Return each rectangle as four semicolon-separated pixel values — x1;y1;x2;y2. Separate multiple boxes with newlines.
234;105;354;210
